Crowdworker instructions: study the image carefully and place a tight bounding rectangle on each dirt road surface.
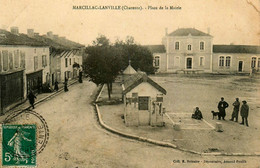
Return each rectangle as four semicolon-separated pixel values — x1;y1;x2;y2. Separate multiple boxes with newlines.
2;80;259;168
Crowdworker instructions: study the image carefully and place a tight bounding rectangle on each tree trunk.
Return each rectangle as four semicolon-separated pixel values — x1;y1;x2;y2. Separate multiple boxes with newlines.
109;82;113;94
107;83;111;100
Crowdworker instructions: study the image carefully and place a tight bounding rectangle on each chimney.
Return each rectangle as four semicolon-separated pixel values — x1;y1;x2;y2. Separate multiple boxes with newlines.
165;28;168;36
27;29;34;37
10;26;19;35
47;31;53;39
207;27;210;35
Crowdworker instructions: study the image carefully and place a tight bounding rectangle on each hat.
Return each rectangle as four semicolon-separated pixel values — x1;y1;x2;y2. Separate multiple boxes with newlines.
242;100;247;103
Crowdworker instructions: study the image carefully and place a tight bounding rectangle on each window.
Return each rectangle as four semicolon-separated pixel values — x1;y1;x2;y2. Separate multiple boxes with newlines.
34;48;36;54
70;58;71;65
9;52;13;70
200;42;204;50
199;57;204;66
226;56;231;67
138;97;149;110
219;56;224;67
34;56;38;70
20;52;25;68
14;50;19;68
174;56;180;67
42;55;47;67
132;93;138;103
258;58;260;68
3;50;8;71
175;42;179;50
251;57;257;68
154;56;160;67
65;58;68;67
188;44;192;51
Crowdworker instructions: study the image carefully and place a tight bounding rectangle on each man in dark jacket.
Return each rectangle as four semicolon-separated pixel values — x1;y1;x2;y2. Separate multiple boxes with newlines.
192;107;203;120
218;97;229;120
27;90;37;109
230;98;240;122
240;100;249;127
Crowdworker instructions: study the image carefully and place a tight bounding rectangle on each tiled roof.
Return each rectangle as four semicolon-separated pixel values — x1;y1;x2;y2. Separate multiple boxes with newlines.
144;45;166;53
33;35;68;50
122;72;167;95
0;29;47;46
168;28;211;37
213;45;260;54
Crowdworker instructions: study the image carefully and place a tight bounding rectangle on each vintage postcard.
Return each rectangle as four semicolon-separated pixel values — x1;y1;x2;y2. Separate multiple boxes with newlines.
0;0;259;167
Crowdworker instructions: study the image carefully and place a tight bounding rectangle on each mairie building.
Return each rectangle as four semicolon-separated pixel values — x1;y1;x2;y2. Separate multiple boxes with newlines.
146;28;260;74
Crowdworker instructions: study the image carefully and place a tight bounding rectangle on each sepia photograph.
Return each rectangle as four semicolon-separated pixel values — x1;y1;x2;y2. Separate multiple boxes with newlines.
0;0;260;167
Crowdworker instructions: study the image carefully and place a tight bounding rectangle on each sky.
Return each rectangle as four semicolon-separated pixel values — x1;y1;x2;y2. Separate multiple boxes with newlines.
0;0;259;46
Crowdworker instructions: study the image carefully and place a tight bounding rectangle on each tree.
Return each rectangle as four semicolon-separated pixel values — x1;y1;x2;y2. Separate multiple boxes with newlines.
115;37;155;74
84;35;122;99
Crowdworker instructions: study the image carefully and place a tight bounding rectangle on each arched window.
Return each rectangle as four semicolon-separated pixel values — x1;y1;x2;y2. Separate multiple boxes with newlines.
251;57;257;68
226;56;231;67
200;42;204;50
187;44;192;51
175;42;179;50
219;56;224;67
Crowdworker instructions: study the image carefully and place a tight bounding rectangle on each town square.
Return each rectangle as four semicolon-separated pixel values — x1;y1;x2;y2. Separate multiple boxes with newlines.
0;0;260;167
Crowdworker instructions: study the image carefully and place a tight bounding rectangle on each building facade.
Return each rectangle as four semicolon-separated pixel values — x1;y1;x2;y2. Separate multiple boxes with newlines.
0;28;49;114
148;28;260;74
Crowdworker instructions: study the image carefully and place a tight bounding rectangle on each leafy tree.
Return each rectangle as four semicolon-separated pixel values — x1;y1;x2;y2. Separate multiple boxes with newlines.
84;35;122;99
115;37;155;74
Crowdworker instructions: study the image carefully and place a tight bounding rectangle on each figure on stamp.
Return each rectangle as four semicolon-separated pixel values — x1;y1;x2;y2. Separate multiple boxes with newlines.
217;97;229;120
27;90;37;109
7;127;32;163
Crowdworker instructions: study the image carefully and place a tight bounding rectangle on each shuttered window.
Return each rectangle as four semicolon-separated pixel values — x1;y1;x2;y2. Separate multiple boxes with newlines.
20;52;25;68
14;50;19;68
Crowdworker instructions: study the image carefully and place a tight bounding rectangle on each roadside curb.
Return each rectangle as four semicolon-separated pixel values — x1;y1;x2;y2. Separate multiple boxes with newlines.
1;79;78;123
94;84;260;157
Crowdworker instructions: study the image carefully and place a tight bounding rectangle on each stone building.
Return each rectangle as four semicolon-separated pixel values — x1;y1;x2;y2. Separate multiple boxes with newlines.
147;27;260;74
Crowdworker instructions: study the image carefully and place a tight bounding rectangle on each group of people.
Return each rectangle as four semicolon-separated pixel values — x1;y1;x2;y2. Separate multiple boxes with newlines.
217;97;249;127
192;97;250;127
27;78;70;109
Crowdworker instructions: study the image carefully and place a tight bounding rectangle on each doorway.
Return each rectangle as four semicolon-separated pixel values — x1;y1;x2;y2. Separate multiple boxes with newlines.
238;61;243;72
186;58;192;69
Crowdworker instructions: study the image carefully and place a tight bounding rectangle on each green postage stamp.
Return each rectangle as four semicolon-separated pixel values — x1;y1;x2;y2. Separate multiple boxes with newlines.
2;125;36;166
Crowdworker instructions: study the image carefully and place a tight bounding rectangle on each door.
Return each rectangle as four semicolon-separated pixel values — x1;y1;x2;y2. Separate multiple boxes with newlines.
186;58;192;69
238;61;243;72
52;73;55;85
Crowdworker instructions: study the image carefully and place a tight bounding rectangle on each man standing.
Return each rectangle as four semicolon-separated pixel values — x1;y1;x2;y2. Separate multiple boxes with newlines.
240;100;249;127
27;90;37;109
230;98;240;122
217;97;229;120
